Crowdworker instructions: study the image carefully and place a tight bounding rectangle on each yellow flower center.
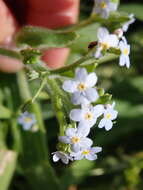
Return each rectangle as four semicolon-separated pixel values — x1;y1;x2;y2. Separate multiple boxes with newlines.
77;83;86;91
71;137;80;144
82;150;90;155
24;117;32;123
100;1;107;9
85;112;93;120
100;42;110;49
123;48;129;55
106;113;111;119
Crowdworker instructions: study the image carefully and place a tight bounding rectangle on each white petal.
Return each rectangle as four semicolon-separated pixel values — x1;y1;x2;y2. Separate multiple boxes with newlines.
53;154;59;162
72;92;89;105
77;125;90;137
97;27;109;40
62;80;77;93
105;120;113;131
85;73;98;88
65;128;77;137
58;136;70;144
70;109;82;121
61;157;69;164
125;56;130;68
93;105;104;117
85;88;99;102
98;118;106;128
86;154;97;161
91;147;102;153
108;35;119;47
119;55;125;66
109;2;118;11
71;144;80;153
74;153;84;160
81;138;93;148
110;110;118;120
75;68;87;82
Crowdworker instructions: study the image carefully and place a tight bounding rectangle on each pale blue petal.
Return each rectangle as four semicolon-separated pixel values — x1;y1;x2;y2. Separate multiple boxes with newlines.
75;68;87;82
62;80;77;93
105;120;113;131
58;136;70;144
111;110;118;120
86;154;97;161
70;109;82;121
91;147;102;153
65;128;77;137
80;138;93;148
97;27;109;40
85;88;99;102
93;105;104;117
71;144;80;153
98;118;106;128
85;73;98;88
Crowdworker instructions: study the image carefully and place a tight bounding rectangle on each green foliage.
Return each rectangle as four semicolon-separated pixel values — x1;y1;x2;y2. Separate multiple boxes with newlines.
16;26;78;48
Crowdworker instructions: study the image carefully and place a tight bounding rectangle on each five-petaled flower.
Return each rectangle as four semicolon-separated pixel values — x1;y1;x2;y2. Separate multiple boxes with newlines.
70;104;104;128
63;68;99;105
71;146;102;161
59;127;92;152
52;151;72;164
18;111;36;130
119;37;130;68
95;27;119;58
93;0;118;18
98;103;118;131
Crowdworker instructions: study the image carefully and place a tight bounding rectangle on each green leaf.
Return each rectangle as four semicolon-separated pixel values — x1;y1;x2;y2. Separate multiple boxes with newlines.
0;105;12;119
0;150;17;190
120;4;143;20
16;26;78;48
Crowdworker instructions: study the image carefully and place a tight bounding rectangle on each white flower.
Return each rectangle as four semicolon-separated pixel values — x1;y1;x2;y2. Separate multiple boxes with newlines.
52;151;72;164
119;37;130;68
63;68;99;105
70;104;104;128
122;14;135;32
98;103;118;131
95;27;119;58
71;146;102;161
93;0;118;18
59;127;92;152
18;111;36;130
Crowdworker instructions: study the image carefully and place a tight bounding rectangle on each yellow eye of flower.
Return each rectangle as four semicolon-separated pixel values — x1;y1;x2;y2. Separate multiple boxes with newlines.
85;112;93;120
24;117;32;123
71;137;80;144
106;113;111;119
100;1;107;9
101;42;110;49
123;48;129;55
78;83;86;91
82;150;90;155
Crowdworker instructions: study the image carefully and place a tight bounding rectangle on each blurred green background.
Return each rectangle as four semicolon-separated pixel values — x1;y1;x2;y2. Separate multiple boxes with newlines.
1;0;143;190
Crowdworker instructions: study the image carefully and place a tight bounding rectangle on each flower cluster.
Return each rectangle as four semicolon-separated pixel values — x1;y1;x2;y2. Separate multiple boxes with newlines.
95;27;131;68
93;0;118;18
18;111;37;131
52;68;118;164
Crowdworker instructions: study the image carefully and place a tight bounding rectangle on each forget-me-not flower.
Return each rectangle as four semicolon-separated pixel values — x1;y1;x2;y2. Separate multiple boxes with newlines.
63;68;99;105
95;27;119;58
119;37;130;68
70;104;104;128
98;102;118;131
93;0;118;18
18;111;36;130
52;151;72;164
71;146;102;161
59;127;92;152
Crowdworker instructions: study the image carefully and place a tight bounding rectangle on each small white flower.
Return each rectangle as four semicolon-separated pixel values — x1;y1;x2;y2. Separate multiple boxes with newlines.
93;0;118;18
98;103;118;131
18;111;36;130
71;146;102;161
95;27;119;58
70;104;104;128
52;151;72;164
59;127;92;152
63;68;99;105
122;14;135;32
119;37;130;68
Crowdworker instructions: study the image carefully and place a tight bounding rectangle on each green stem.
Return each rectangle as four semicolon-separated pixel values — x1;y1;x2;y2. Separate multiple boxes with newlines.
0;48;22;60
